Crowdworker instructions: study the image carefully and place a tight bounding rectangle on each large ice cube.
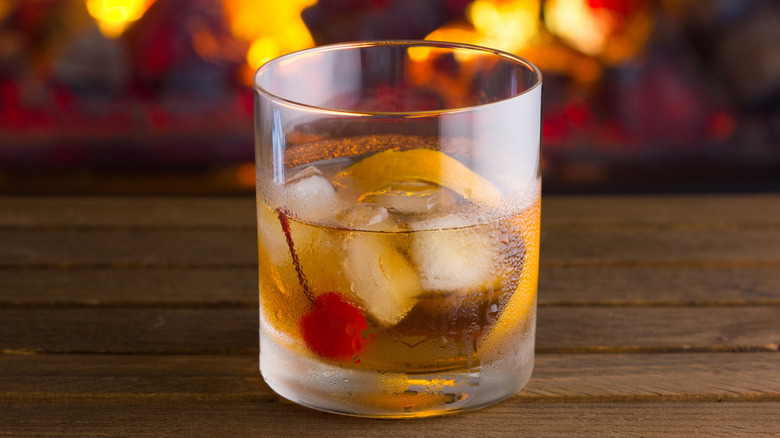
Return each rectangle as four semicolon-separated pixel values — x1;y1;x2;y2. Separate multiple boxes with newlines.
336;203;396;231
283;166;338;221
256;204;291;265
343;234;421;326
359;180;459;215
289;220;349;296
411;217;499;292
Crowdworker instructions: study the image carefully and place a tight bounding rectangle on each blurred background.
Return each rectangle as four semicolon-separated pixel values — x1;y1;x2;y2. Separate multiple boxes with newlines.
1;0;778;195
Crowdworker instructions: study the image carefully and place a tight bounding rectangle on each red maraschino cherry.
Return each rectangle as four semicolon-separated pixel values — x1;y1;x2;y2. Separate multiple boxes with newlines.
300;292;370;360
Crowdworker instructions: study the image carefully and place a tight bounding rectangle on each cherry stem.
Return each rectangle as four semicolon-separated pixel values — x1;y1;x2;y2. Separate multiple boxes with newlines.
276;207;314;303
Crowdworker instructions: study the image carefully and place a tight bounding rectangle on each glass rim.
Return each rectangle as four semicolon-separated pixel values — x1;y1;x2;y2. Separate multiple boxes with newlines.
253;40;543;117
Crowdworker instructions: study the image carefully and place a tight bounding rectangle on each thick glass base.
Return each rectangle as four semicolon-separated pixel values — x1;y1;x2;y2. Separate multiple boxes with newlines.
260;332;535;419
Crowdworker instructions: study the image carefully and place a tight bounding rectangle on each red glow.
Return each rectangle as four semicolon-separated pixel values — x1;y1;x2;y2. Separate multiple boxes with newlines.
542;119;565;144
709;112;736;140
587;0;636;15
563;102;590;126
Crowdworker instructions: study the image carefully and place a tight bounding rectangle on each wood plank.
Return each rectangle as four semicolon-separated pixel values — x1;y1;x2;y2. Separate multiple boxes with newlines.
535;307;780;353
538;266;780;306
1;307;777;354
2;195;779;228
1;353;778;403
0;309;257;354
3;226;780;267
0;268;257;307
0;355;273;401
1;401;777;437
540;227;780;266
523;353;780;403
3;266;779;307
3;196;777;437
0;229;257;267
542;194;780;227
0;197;256;228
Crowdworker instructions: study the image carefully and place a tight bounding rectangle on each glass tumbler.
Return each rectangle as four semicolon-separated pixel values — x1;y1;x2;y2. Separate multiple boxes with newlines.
254;41;542;418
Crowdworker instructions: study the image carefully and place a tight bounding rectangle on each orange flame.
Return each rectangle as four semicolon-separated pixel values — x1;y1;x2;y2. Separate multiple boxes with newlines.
419;0;651;83
222;0;317;84
86;0;156;38
424;0;541;56
544;0;652;65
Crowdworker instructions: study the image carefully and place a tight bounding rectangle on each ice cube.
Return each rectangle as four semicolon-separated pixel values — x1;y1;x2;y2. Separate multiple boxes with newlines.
411;217;500;292
284;166;338;221
336;203;395;231
343;234;421;326
256;204;291;265
289;219;352;296
359;180;459;215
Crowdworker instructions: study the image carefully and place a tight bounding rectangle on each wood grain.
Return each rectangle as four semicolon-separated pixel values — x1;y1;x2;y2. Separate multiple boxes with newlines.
540;228;780;266
542;194;780;228
0;308;257;354
0;268;258;308
2;266;779;308
2;196;778;436
535;307;780;353
0;355;273;401
3;195;779;228
523;353;780;402
1;353;777;403
0;229;257;267
2;401;777;437
0;197;256;228
538;266;780;306
3;226;780;268
3;196;780;269
1;307;777;354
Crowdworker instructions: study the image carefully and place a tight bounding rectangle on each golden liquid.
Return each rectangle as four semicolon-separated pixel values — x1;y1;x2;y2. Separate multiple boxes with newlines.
256;135;540;417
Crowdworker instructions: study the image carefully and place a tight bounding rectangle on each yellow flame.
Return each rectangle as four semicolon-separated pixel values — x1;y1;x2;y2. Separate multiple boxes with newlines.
415;0;620;84
544;0;651;64
468;0;539;53
421;0;540;59
543;0;606;56
407;46;432;63
86;0;156;38
223;0;316;75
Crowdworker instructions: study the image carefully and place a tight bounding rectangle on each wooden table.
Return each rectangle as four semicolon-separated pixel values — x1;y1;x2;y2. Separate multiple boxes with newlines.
1;195;779;436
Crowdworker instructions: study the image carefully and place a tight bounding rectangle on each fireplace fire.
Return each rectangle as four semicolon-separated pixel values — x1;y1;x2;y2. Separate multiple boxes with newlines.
0;0;778;194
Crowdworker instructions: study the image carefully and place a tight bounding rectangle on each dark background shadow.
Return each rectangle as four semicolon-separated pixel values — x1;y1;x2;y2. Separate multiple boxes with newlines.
1;0;778;195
